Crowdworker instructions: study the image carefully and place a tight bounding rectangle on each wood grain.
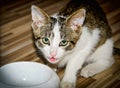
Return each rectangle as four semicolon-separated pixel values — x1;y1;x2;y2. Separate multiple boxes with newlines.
0;0;120;88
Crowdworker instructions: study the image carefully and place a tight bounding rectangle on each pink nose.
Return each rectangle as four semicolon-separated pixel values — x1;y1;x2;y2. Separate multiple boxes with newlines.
50;52;57;57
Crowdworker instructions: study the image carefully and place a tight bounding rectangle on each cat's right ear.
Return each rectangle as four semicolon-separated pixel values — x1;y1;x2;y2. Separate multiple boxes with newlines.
66;9;86;31
31;5;49;29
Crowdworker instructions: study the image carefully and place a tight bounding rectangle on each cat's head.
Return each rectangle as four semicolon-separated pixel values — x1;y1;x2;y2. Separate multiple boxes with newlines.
31;5;86;64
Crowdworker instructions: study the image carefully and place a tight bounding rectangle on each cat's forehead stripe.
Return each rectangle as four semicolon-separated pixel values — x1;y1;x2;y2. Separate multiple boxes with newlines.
51;17;78;50
52;20;61;47
51;16;66;38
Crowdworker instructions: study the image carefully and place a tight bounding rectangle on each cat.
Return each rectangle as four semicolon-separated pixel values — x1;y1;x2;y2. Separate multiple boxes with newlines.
31;0;114;88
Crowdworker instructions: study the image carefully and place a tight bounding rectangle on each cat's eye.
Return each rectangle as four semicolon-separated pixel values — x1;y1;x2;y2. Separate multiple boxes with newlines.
59;40;68;46
42;37;50;45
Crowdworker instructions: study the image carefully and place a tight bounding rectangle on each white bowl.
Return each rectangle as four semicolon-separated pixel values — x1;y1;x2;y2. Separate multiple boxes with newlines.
0;62;60;88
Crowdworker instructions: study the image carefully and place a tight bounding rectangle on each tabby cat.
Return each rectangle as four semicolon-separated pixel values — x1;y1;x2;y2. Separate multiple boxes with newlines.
31;0;114;87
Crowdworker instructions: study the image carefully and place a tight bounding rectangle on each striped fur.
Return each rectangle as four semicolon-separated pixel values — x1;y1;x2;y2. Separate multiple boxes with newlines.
31;0;114;87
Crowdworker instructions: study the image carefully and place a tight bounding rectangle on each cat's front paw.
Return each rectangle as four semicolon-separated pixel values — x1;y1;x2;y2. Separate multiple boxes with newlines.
60;81;75;88
80;66;96;78
60;76;76;88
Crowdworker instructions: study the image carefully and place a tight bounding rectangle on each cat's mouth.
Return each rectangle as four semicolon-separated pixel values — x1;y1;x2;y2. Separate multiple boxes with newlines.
47;57;59;64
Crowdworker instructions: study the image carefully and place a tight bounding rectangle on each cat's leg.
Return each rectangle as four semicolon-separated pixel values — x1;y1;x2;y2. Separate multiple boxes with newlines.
80;39;114;78
80;59;114;78
60;52;87;88
60;28;100;88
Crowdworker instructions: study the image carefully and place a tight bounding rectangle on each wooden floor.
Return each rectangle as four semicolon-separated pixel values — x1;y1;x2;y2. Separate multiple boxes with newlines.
0;0;120;88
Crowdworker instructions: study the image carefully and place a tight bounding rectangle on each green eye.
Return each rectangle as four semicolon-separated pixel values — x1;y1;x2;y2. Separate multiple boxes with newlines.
60;40;68;46
42;37;50;45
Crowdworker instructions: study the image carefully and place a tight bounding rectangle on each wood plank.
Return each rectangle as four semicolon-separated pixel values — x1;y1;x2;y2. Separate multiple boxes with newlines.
0;0;120;87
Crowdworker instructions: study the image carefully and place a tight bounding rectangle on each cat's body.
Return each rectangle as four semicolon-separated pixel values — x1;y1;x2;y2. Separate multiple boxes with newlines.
31;0;114;87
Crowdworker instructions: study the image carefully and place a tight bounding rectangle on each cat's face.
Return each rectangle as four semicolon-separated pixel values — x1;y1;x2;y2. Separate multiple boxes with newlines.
31;5;86;64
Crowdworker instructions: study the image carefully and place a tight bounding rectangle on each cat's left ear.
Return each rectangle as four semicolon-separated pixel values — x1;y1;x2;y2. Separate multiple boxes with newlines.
66;9;86;31
31;5;50;28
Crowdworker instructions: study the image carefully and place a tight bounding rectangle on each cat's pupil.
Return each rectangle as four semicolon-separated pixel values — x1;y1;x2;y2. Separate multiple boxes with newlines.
62;40;66;44
45;38;48;42
42;37;50;45
60;40;68;46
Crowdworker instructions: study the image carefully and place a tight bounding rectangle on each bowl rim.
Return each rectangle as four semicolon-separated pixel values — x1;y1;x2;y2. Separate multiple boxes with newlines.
0;61;59;87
